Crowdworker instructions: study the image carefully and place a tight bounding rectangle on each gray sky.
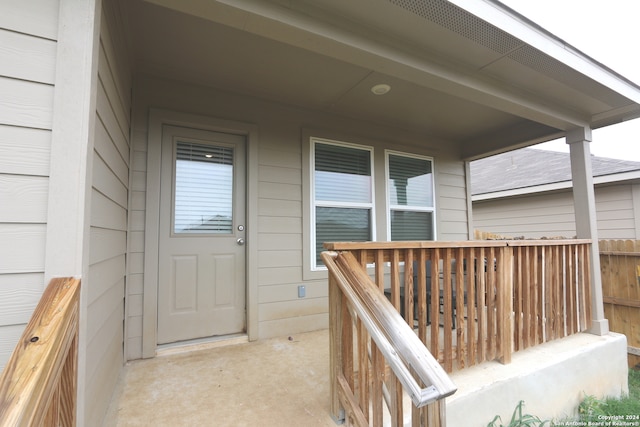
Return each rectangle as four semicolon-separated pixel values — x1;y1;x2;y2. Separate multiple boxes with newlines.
498;0;640;161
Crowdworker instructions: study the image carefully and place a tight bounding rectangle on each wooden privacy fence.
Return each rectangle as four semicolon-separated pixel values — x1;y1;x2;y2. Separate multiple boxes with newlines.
323;251;457;427
600;240;640;367
325;240;592;374
0;277;81;427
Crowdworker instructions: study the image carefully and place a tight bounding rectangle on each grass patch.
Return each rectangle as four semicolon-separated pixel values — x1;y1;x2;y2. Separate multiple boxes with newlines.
487;369;640;427
578;368;640;421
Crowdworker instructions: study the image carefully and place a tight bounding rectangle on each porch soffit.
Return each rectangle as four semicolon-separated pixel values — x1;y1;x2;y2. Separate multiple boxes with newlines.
132;0;640;157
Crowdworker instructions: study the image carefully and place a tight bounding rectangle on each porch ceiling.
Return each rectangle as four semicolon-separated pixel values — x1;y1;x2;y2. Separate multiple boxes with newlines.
127;0;640;159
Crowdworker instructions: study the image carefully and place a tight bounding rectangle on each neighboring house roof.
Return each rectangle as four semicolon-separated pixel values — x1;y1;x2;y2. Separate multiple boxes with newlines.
470;148;640;199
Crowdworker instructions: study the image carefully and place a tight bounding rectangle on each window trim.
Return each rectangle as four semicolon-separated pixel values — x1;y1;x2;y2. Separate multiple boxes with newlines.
310;137;376;271
385;150;437;241
302;131;439;281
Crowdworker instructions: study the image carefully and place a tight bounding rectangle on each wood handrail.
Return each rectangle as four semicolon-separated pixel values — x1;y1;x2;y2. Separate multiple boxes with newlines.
0;277;81;427
324;250;456;425
325;239;591;251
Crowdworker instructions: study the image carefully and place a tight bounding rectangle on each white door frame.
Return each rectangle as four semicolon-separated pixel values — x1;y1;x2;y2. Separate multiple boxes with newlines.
142;109;259;358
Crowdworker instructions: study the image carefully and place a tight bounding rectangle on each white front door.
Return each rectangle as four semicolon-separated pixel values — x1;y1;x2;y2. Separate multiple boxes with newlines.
157;125;246;344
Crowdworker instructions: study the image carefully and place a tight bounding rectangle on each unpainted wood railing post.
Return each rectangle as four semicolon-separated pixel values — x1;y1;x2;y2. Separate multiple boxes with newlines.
328;273;345;423
498;246;514;364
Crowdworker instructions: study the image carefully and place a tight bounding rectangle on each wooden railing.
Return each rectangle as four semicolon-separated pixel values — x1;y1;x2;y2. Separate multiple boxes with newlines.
0;277;81;427
325;240;592;374
323;251;457;427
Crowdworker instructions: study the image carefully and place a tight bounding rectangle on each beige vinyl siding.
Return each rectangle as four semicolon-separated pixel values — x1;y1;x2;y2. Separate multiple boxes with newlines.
593;184;636;239
84;3;131;425
125;131;146;359
474;191;576;238
0;1;58;370
0;0;59;40
437;158;469;240
473;183;640;240
129;76;469;355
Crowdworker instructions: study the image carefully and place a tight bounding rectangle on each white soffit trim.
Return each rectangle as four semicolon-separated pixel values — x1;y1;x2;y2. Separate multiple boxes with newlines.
450;0;640;105
472;170;640;201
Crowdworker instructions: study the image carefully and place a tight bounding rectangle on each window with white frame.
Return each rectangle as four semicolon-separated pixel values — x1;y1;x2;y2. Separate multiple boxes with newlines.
386;151;435;240
312;139;374;268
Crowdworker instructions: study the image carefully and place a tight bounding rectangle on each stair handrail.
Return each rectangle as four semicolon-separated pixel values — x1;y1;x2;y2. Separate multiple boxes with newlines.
323;251;456;408
0;277;81;427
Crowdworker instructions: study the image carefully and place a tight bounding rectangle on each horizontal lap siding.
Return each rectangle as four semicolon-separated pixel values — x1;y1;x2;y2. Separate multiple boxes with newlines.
84;4;131;426
594;185;636;238
473;184;638;239
0;0;58;370
437;159;469;240
474;191;576;238
256;130;319;338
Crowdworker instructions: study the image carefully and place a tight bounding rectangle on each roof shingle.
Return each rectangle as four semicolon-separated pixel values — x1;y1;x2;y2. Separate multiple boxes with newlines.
470;148;640;195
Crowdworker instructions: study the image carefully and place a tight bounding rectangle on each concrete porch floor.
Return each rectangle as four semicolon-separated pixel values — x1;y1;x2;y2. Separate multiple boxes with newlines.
103;329;336;427
103;328;628;427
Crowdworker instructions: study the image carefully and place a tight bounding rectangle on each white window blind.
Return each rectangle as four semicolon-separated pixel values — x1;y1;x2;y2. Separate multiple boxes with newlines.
387;152;434;241
174;141;234;234
313;141;373;267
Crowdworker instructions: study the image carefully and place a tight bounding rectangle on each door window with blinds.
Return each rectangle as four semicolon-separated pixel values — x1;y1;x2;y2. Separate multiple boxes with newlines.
312;139;374;268
173;140;234;234
387;151;435;240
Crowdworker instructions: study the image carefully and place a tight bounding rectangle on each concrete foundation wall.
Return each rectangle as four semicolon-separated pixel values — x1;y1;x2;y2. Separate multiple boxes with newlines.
446;332;628;427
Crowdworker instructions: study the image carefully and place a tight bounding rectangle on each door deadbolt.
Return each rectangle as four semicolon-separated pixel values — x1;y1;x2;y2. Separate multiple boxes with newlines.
238;225;245;231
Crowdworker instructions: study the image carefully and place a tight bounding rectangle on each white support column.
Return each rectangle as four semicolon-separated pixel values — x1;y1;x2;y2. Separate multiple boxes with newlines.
45;0;102;424
566;127;609;335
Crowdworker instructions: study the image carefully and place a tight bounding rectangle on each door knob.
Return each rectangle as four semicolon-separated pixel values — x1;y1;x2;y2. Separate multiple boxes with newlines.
237;238;245;245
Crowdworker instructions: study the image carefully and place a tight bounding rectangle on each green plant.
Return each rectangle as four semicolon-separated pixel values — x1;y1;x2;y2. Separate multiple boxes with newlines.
577;370;640;421
628;367;640;401
487;401;550;427
578;394;607;422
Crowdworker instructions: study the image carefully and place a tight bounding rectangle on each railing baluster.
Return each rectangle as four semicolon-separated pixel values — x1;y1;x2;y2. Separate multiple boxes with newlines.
430;248;441;364
465;246;475;369
487;246;496;361
329;274;344;422
554;245;562;339
391;250;401;314
514;246;523;351
455;247;465;369
417;249;428;344
583;244;593;329
343;296;354;393
405;249;415;327
533;245;541;345
476;246;486;364
442;248;453;372
498;246;513;364
388;372;403;427
522;246;532;349
371;342;384;426
357;318;369;423
375;250;385;292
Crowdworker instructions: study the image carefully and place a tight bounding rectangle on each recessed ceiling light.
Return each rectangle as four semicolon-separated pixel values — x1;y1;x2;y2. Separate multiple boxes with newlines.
205;154;213;158
371;84;391;95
